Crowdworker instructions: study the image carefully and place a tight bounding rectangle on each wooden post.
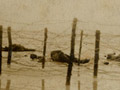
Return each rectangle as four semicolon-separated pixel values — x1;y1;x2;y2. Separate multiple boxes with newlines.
7;27;12;65
0;26;2;75
66;18;77;85
42;79;45;90
78;30;83;66
94;30;100;77
42;28;48;69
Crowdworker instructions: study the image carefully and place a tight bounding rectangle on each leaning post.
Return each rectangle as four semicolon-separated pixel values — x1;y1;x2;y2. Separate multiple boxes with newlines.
7;27;12;66
42;28;48;69
66;18;77;85
78;30;83;66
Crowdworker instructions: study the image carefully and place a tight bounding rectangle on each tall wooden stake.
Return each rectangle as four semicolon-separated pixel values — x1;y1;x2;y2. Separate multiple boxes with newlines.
78;30;83;66
7;27;12;65
0;26;2;75
42;28;48;69
94;30;100;77
66;18;77;85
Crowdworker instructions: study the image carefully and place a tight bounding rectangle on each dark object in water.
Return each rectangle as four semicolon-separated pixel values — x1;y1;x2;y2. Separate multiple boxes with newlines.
30;54;37;60
30;54;43;62
51;50;70;63
38;56;44;62
104;62;109;65
106;53;120;61
51;50;90;64
80;59;90;64
106;53;116;59
24;55;28;57
3;44;36;51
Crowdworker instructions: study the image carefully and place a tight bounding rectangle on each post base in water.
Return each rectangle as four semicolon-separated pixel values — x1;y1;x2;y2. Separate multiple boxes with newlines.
7;65;11;68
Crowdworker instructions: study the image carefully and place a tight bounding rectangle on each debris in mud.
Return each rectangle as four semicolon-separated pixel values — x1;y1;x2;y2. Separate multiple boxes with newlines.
51;50;90;64
3;44;36;51
104;62;109;65
30;54;43;62
105;53;120;61
24;55;28;57
30;54;38;60
80;59;90;64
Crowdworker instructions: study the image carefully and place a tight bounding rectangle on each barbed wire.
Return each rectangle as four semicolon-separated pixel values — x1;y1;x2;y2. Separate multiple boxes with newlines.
0;18;72;25
77;19;120;27
1;18;120;79
1;17;120;27
3;29;120;52
2;25;120;62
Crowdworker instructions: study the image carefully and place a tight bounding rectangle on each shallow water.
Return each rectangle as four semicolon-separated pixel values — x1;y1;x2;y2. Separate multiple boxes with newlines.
0;52;120;90
1;29;120;90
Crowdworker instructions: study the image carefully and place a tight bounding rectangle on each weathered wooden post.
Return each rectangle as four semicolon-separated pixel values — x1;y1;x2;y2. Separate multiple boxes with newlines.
66;18;77;85
0;25;2;75
42;28;48;69
7;27;12;65
78;30;83;66
94;30;100;77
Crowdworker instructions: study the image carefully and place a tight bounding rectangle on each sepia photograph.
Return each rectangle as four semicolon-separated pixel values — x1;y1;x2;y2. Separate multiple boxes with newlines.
0;0;120;90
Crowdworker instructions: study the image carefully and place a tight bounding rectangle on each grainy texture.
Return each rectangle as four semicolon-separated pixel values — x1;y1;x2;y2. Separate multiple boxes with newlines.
0;1;120;90
0;26;2;75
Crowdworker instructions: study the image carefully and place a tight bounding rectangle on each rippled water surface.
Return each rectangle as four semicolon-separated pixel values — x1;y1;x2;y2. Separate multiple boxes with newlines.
1;30;120;90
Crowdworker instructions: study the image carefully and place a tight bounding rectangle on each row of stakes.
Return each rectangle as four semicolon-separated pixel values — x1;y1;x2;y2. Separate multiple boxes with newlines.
0;18;100;85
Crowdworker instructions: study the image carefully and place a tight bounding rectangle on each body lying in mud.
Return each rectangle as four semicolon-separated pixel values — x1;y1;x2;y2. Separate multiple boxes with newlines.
3;44;36;51
51;50;90;64
30;50;90;64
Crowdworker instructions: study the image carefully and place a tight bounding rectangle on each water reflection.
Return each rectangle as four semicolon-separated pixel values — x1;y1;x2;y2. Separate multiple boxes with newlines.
77;67;80;77
42;79;45;90
66;85;70;90
6;80;11;90
66;80;81;90
0;79;11;90
78;80;80;90
93;79;98;90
